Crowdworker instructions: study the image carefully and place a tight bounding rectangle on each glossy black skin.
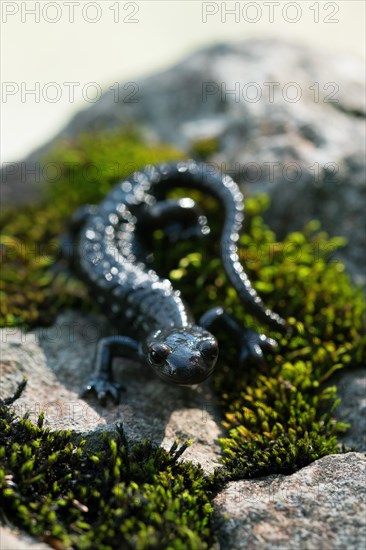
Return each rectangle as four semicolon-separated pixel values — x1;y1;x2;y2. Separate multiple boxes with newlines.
70;161;287;404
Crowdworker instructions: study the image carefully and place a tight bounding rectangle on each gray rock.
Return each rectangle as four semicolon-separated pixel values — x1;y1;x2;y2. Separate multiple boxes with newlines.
0;311;223;473
1;314;364;547
214;452;366;550
0;525;51;549
2;40;365;281
335;369;366;451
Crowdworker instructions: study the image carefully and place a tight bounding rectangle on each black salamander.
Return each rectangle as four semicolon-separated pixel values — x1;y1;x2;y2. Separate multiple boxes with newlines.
69;161;287;404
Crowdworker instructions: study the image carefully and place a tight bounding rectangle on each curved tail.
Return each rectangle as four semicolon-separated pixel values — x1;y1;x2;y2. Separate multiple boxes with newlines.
146;160;287;332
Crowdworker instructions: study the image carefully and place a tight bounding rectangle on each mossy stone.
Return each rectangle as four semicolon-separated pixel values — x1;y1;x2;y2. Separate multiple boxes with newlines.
1;131;364;548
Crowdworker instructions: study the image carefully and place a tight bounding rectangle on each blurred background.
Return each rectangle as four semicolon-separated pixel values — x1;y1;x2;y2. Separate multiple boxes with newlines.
1;0;365;163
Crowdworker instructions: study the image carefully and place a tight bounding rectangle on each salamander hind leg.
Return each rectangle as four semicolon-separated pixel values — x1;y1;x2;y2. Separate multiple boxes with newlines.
81;335;139;405
199;307;278;368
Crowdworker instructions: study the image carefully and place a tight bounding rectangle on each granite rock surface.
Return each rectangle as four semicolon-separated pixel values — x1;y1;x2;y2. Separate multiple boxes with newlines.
213;452;366;550
2;40;365;281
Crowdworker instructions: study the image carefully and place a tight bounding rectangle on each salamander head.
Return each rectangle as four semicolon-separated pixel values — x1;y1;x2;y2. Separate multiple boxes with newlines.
144;326;218;385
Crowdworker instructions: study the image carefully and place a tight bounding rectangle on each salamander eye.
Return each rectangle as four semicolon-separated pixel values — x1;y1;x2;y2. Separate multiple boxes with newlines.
200;340;218;361
148;344;170;367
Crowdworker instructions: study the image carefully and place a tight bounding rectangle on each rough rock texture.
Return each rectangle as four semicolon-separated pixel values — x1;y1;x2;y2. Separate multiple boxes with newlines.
2;40;365;281
335;369;366;451
214;452;366;550
2;315;365;547
0;311;223;473
0;526;51;549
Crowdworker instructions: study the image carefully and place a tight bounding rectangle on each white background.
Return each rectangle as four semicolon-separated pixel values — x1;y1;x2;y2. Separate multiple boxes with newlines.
1;0;365;162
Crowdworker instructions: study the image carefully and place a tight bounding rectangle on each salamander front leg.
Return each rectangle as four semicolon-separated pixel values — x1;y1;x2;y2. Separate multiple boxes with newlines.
199;307;278;367
81;335;139;405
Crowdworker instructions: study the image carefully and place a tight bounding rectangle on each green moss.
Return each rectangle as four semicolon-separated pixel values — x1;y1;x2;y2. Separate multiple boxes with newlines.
1;131;365;546
157;194;364;478
0;382;216;549
189;137;220;160
0;131;183;328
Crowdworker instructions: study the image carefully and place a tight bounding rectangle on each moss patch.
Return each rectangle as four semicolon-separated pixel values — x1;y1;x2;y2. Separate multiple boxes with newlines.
0;131;183;328
159;194;364;478
0;383;215;549
189;137;220;160
1;131;365;547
